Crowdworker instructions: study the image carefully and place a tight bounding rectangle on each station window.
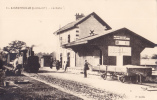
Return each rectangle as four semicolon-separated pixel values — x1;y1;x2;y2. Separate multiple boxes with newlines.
76;30;79;33
76;34;79;36
76;33;79;40
68;35;70;43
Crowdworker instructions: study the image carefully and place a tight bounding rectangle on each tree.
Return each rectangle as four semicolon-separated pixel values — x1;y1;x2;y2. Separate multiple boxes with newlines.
3;40;26;53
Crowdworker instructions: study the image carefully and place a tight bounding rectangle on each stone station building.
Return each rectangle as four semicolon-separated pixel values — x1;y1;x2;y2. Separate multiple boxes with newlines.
53;12;155;68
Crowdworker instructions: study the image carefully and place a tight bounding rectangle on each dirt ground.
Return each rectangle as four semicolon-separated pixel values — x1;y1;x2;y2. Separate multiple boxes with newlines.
32;67;157;100
0;75;83;100
0;73;124;100
1;67;157;100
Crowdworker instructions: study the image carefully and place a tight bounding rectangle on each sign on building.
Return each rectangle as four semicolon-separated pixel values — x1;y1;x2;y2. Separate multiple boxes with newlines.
115;40;130;46
114;36;130;40
108;46;131;56
114;35;130;46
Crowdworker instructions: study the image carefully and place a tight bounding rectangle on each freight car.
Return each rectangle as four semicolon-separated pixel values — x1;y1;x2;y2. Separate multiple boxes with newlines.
20;47;40;73
92;65;152;84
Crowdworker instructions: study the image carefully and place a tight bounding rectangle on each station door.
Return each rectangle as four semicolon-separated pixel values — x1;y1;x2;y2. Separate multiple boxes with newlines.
123;56;131;65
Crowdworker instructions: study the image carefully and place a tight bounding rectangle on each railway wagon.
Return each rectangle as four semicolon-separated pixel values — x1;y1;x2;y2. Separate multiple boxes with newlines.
92;65;152;83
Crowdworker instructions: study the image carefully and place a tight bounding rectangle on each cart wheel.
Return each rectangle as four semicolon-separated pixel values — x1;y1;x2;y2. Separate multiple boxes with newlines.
101;73;107;80
110;73;113;79
120;76;125;83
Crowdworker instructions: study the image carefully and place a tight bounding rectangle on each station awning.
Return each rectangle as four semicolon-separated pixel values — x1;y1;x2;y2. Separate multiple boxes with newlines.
62;28;155;48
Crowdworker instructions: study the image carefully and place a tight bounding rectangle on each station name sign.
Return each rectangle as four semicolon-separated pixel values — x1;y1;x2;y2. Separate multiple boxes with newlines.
114;36;130;40
115;40;130;46
114;35;130;46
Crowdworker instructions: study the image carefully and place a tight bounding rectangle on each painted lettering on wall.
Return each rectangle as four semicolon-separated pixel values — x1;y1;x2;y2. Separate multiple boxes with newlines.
114;36;130;40
114;35;130;46
108;46;131;56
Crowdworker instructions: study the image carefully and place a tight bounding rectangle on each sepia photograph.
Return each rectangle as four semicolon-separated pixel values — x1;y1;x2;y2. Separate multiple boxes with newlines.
0;0;157;100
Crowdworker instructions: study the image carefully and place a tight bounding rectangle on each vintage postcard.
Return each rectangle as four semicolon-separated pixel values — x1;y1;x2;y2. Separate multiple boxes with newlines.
0;0;157;100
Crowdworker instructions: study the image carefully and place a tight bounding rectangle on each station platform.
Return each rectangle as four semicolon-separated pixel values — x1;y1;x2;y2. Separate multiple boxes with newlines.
39;66;100;76
31;66;157;100
40;66;157;76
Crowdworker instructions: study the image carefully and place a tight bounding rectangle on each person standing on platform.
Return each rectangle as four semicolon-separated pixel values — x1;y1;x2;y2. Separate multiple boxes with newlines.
62;61;66;70
64;61;68;72
56;60;60;71
84;60;90;78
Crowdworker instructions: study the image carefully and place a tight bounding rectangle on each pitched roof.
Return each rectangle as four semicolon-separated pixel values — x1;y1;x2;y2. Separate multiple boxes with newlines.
62;28;120;47
53;12;112;35
63;28;155;48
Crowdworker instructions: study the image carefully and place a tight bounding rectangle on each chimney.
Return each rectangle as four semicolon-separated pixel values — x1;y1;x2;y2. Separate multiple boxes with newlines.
75;13;85;20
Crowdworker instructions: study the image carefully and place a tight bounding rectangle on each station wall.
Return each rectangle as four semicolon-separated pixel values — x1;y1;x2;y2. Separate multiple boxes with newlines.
86;28;153;66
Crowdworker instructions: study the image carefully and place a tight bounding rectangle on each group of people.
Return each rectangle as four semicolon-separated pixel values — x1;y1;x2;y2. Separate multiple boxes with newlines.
53;59;91;78
51;60;69;72
0;53;22;72
12;53;23;73
0;53;23;76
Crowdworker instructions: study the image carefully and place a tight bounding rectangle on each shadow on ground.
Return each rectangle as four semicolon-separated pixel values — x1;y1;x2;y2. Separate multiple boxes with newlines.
37;70;65;74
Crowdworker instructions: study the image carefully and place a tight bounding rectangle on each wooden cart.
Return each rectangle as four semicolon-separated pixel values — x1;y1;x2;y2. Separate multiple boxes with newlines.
92;65;152;84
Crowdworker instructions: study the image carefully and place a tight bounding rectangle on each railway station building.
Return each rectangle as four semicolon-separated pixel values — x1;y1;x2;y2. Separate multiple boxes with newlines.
54;12;155;68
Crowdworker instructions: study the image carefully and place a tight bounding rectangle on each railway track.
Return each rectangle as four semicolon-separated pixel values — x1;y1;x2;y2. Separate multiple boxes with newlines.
22;71;125;100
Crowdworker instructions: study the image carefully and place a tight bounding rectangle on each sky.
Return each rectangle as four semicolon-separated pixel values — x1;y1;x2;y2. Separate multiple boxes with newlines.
0;0;157;54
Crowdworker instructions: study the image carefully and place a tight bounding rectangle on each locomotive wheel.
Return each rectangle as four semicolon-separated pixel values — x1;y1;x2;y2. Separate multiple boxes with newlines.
101;73;107;80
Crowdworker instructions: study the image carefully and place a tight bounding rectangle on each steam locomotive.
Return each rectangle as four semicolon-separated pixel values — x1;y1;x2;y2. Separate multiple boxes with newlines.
20;47;40;73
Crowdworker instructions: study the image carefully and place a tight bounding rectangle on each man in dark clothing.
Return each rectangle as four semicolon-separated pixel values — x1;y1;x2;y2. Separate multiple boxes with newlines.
64;61;68;72
56;60;60;70
84;60;89;78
